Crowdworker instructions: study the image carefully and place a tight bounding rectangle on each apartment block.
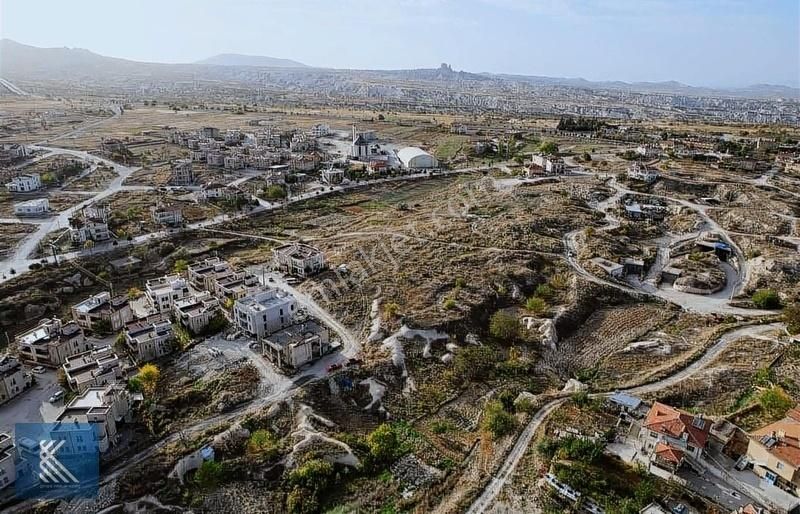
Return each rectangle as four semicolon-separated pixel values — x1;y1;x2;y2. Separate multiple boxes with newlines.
0;354;32;405
62;345;124;393
16;318;90;367
71;291;133;332
145;275;190;314
233;289;296;339
124;315;175;363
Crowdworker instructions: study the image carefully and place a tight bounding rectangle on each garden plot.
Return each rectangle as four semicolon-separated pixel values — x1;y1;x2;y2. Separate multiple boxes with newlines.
543;303;675;379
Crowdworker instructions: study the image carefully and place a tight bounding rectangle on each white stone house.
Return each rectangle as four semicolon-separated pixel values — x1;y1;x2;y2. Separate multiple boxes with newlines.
150;203;183;226
272;243;325;278
233;289;296;339
627;162;659;183
62;345;123;393
262;319;330;369
71;291;133;332
0;433;16;490
145;275;191;313
174;291;220;334
16;319;89;367
53;384;133;453
124;315;175;363
5;173;41;193
13;198;49;217
0;354;32;405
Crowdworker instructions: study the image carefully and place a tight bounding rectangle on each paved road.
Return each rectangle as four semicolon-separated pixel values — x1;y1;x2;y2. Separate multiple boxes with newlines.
0;145;140;279
465;323;783;514
0;369;59;437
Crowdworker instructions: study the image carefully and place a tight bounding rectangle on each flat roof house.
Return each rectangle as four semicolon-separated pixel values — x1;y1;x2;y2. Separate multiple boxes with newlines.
170;159;194;186
150;203;183;227
262;319;330;370
124;315;175;363
234;289;296;339
174;291;220;334
0;354;32;405
5;173;41;193
627;162;659;183
16;318;89;367
69;204;111;244
215;272;259;301
53;384;132;453
0;432;16;490
146;275;190;314
273;243;325;278
71;291;133;333
13;198;49;217
187;257;232;291
62;345;124;393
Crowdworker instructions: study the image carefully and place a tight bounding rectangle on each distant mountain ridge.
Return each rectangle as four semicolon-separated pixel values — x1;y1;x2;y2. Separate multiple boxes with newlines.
0;39;797;100
195;53;308;68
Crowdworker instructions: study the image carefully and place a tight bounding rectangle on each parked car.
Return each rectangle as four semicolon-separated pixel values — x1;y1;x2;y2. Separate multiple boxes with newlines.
31;366;46;374
672;504;687;514
327;363;343;372
49;390;65;403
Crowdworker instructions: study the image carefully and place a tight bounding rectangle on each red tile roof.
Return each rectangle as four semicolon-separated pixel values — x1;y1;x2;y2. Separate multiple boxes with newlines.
654;442;685;464
643;402;711;449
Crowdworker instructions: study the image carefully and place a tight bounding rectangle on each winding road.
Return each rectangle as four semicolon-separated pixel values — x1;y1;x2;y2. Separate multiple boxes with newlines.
561;176;770;316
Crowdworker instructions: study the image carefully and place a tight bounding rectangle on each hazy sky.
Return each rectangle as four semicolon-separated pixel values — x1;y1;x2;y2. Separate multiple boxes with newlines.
2;0;798;87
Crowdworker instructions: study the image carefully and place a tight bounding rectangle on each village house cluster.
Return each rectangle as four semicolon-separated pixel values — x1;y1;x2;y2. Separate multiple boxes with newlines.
601;394;800;513
167;124;325;174
0;243;329;474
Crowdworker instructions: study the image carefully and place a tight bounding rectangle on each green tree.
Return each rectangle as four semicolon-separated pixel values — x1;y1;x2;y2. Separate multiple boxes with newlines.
525;296;548;314
481;400;517;439
127;287;143;300
367;424;400;464
286;486;318;514
289;459;334;492
752;289;781;309
534;284;553;299
489;311;519;341
538;141;559;155
173;259;188;274
247;429;279;458
194;460;224;489
759;386;793;418
452;345;497;382
262;185;287;200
